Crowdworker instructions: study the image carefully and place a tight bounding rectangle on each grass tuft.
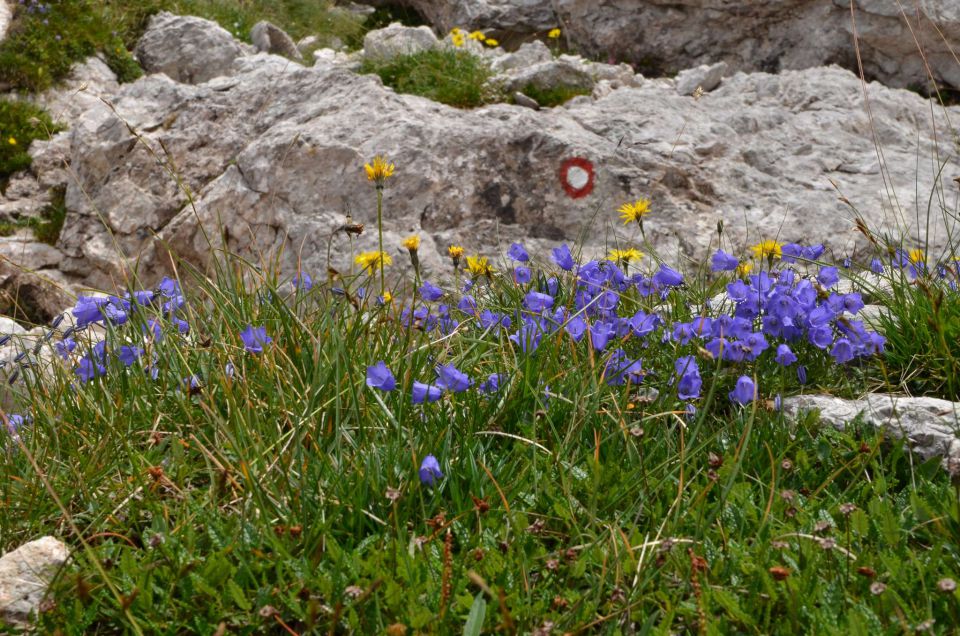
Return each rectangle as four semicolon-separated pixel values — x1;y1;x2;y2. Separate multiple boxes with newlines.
0;99;62;187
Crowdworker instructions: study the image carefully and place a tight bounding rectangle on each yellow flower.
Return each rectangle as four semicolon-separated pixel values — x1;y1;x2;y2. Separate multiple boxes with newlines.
749;240;783;260
618;198;651;225
402;235;421;251
548;28;561;39
355;250;392;273
452;33;465;48
364;155;395;184
484;38;499;47
908;248;926;265
466;255;494;277
381;291;393;303
736;262;754;277
468;30;486;41
450;27;462;35
7;137;16;146
447;245;464;259
607;248;643;264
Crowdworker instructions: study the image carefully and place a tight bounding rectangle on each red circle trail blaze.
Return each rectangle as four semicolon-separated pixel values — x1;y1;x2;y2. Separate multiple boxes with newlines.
559;157;595;199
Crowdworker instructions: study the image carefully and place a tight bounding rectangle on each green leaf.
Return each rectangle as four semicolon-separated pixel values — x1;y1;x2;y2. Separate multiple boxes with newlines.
226;579;251;611
463;593;486;636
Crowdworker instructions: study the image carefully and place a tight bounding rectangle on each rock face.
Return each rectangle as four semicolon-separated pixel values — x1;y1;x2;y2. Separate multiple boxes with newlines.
783;394;960;466
42;35;959;290
134;12;248;84
0;536;69;627
376;0;960;92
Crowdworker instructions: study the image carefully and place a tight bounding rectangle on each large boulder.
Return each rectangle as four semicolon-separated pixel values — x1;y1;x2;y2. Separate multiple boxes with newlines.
370;0;960;92
0;536;69;627
135;12;249;84
38;50;959;290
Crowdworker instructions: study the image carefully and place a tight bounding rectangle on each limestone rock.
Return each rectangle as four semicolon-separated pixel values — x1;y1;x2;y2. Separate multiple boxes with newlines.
250;21;303;61
362;23;439;62
135;12;248;84
366;0;960;92
676;62;727;96
0;238;64;276
490;40;553;73
0;536;69;627
23;22;959;291
34;54;120;125
513;92;540;110
783;393;960;466
0;270;72;326
0;1;11;46
502;58;594;94
0;317;25;336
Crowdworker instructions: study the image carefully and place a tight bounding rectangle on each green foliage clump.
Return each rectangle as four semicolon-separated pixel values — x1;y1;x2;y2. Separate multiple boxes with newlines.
0;99;61;186
0;0;139;92
361;48;502;108
516;83;591;107
871;270;960;400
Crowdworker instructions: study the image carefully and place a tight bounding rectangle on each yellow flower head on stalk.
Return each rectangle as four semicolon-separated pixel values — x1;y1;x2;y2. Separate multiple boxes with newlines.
484;38;499;47
908;248;926;265
468;30;486;41
355;250;392;274
364;155;395;185
450;27;462;36
607;248;643;265
7;137;16;146
548;28;561;39
402;235;421;251
381;291;393;303
736;261;754;277
466;255;494;277
450;29;466;47
448;245;464;259
749;240;783;261
618;198;651;225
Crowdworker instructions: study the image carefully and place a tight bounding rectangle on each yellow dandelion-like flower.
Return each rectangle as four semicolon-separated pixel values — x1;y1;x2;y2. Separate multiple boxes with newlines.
468;30;486;41
402;235;421;251
7;137;16;146
736;261;754;277
452;33;465;48
450;27;462;35
908;248;926;265
355;250;392;274
618;198;651;225
484;38;499;47
364;155;395;185
607;248;643;264
381;291;393;303
447;245;464;259
548;28;561;39
466;255;494;277
749;240;783;260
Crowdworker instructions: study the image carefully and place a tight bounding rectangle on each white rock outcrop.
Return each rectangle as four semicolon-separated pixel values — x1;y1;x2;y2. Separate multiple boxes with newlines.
0;536;69;627
134;12;249;84
783;394;960;466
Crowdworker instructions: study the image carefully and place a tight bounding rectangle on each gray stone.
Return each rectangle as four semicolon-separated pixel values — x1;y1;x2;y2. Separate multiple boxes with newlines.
503;59;594;94
34;54;120;125
676;62;727;96
0;537;69;627
250;21;303;61
20;23;958;291
362;23;439;62
0;1;11;46
783;393;960;466
490;40;553;73
513;92;540;110
0;238;64;276
0;271;72;326
0;317;25;336
363;0;960;92
135;12;248;84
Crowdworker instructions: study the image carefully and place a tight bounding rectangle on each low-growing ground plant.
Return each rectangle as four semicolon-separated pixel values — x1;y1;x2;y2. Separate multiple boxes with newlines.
361;48;503;109
1;159;958;633
516;83;592;108
0;99;61;187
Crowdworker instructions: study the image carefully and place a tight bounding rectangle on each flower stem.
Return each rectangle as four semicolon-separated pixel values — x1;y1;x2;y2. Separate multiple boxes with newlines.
376;187;385;297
